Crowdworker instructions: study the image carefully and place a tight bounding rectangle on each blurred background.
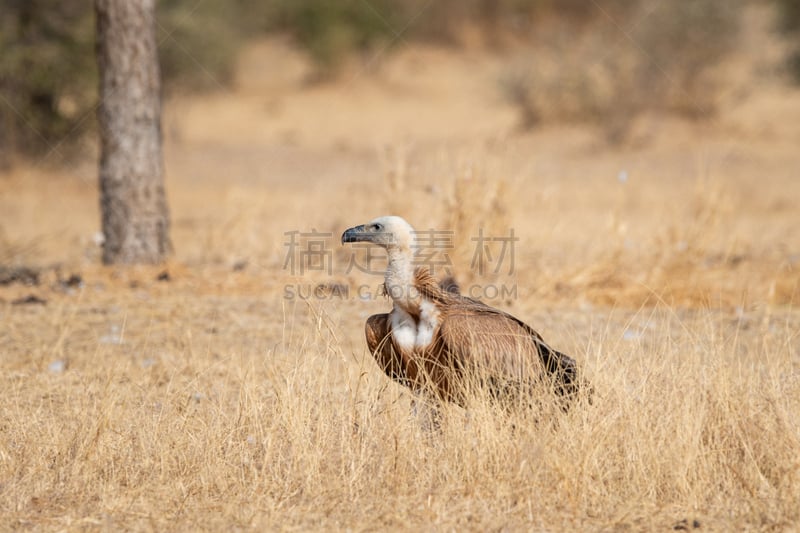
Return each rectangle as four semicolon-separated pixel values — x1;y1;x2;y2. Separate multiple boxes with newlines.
3;0;800;157
1;0;798;306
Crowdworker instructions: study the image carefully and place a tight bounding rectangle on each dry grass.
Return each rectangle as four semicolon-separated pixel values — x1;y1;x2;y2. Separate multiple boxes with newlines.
2;36;800;531
1;271;798;530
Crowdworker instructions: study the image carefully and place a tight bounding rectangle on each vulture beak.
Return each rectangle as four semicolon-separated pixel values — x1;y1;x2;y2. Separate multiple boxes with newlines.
341;224;369;244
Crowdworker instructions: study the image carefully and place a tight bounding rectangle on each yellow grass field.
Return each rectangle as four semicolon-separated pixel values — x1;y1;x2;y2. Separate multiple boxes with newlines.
1;36;799;531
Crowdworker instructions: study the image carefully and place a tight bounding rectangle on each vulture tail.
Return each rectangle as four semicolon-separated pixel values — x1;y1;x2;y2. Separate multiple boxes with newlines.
537;344;585;403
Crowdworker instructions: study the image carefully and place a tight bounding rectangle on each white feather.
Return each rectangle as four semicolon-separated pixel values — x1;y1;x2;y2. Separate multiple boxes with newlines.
390;306;416;353
416;299;439;348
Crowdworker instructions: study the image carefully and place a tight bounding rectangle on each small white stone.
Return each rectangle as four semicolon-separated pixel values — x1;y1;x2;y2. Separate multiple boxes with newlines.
623;330;642;341
48;360;67;374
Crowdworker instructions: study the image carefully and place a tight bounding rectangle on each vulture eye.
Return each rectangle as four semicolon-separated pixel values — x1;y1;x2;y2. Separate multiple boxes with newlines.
372;223;383;231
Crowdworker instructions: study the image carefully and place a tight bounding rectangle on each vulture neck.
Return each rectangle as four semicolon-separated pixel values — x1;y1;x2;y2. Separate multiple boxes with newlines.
385;246;420;314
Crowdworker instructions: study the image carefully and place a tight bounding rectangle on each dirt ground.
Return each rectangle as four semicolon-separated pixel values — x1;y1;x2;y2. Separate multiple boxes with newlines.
1;33;799;531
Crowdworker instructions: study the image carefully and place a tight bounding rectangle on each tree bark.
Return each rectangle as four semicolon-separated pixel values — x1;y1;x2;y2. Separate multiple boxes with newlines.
95;0;170;264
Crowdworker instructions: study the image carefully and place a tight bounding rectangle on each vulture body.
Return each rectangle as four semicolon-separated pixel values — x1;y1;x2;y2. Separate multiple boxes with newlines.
342;216;582;408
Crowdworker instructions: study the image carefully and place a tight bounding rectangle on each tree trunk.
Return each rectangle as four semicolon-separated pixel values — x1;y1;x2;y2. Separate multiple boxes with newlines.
95;0;170;264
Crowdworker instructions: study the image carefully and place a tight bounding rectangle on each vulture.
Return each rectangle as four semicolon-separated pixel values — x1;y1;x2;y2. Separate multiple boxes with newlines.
342;216;584;409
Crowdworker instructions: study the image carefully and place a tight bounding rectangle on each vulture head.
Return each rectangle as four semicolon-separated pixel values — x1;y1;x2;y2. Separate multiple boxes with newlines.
341;216;415;251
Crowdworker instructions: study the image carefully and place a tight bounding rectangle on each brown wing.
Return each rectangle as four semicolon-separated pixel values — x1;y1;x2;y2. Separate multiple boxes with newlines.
437;296;579;400
365;313;411;388
412;266;580;400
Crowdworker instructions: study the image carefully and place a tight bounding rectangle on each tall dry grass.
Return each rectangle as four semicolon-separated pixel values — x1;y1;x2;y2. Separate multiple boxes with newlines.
1;164;799;530
1;283;798;530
